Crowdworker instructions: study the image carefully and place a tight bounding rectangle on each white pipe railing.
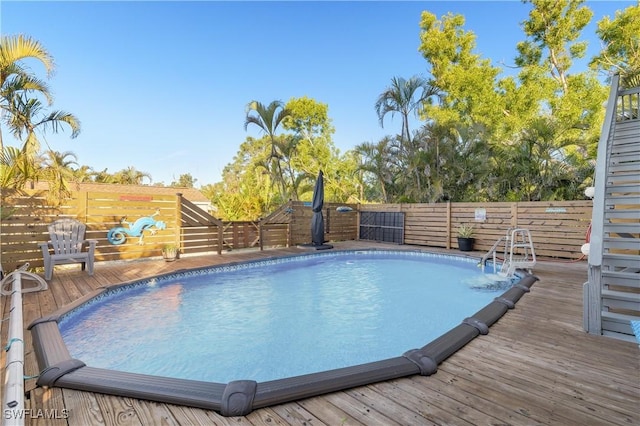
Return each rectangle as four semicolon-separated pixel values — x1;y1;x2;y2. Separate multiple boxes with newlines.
1;264;48;426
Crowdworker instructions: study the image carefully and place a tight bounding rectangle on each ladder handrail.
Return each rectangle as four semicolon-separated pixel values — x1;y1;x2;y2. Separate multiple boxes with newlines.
481;235;508;273
481;228;536;277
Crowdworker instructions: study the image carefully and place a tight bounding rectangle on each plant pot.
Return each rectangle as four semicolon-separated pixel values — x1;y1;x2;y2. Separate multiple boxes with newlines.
162;249;178;262
457;237;475;252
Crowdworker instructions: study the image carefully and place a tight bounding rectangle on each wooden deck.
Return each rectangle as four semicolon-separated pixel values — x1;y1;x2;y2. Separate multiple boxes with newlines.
2;242;638;425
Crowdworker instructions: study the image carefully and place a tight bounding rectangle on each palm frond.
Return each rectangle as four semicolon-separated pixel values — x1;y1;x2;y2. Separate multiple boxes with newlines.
0;34;55;76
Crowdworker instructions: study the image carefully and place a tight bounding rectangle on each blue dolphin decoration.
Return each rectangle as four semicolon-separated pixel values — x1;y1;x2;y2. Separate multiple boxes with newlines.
107;210;167;245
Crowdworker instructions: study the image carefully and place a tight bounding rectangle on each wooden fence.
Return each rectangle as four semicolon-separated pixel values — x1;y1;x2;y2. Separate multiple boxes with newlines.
0;189;592;272
1;190;272;271
359;201;592;258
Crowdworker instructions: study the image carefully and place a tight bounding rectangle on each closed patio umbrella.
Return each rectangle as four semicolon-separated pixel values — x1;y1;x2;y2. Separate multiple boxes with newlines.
311;170;325;246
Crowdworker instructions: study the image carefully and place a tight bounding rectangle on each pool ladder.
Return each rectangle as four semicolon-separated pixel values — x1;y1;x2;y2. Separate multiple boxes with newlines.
481;228;536;278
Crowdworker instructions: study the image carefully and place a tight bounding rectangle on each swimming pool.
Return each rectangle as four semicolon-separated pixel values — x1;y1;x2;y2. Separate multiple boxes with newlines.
30;249;538;416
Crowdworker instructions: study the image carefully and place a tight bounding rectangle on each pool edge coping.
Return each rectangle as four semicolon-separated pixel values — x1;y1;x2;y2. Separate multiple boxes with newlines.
28;249;538;417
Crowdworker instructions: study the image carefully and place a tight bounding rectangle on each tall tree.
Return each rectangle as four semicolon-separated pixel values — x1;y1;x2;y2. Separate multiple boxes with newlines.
283;96;333;143
517;0;593;95
112;166;152;185
590;4;640;87
202;136;276;220
354;138;398;203
244;100;291;200
282;96;338;200
170;173;197;188
1;34;80;199
7;95;80;157
72;165;96;183
511;0;605;199
41;150;78;201
93;168;116;183
419;12;503;132
0;145;38;191
0;34;54;151
375;76;441;197
375;76;439;145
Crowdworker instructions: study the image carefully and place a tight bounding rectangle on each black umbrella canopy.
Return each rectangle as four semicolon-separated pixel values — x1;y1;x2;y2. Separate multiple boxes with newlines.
311;170;325;245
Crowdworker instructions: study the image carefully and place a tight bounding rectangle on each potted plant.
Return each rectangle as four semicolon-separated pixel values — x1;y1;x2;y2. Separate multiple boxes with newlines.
162;243;179;261
457;224;475;252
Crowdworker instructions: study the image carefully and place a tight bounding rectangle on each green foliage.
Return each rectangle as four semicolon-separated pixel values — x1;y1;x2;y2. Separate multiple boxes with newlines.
590;3;640;88
40;150;78;202
6;1;631;218
111;166;152;185
0;34;81;204
418;12;503;132
209;97;361;220
375;76;439;144
244;100;292;199
201;136;277;220
170;173;197;188
283;96;331;141
517;0;593;94
457;224;474;238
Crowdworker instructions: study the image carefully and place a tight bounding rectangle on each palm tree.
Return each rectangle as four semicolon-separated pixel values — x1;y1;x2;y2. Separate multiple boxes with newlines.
93;168;116;183
355;138;398;202
40;150;78;202
375;76;440;145
7;95;80;156
244;100;291;199
376;76;441;199
0;34;55;151
0;145;39;190
113;166;152;185
72;165;96;183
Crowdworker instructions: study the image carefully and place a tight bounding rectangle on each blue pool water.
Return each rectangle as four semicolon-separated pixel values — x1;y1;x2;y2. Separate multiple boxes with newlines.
59;251;513;383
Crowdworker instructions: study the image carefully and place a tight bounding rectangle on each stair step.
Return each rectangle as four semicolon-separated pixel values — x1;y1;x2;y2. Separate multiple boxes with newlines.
601;311;638;335
603;253;640;267
602;289;640;309
605;184;640;193
604;223;640;234
605;210;640;220
601;270;640;288
603;238;640;250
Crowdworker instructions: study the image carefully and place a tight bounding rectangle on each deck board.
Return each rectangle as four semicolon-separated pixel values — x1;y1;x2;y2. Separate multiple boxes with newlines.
1;241;638;426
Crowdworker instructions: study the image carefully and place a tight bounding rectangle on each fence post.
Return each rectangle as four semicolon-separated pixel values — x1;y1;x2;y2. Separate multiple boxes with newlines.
175;193;183;251
511;203;519;228
259;221;264;251
217;222;223;255
75;191;89;223
356;203;361;241
446;202;452;249
287;201;293;247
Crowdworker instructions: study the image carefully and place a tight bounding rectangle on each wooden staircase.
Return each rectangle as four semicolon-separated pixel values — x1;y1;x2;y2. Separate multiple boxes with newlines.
584;74;640;342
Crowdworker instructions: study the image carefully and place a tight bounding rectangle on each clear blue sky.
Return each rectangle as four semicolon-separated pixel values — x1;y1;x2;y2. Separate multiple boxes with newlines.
1;1;633;187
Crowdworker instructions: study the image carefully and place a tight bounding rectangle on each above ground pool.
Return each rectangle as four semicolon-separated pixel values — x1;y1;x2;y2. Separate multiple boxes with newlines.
30;249;538;416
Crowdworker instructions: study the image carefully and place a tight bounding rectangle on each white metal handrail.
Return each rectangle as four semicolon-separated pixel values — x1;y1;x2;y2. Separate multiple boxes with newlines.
481;228;536;277
1;264;48;426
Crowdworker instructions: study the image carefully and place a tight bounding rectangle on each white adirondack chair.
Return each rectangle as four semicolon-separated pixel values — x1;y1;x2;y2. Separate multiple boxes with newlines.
39;218;97;280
